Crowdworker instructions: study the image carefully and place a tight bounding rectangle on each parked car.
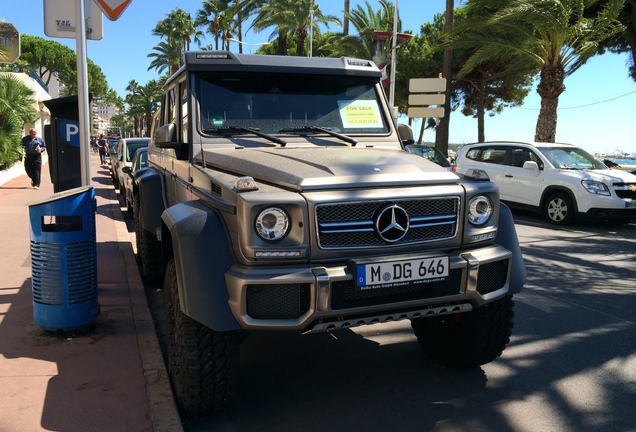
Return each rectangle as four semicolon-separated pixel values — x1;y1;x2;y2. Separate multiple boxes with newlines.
405;144;452;169
113;137;150;195
108;138;121;181
454;141;636;225
121;147;148;213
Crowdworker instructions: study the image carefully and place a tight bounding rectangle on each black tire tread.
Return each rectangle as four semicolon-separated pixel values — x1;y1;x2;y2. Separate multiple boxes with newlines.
134;197;162;285
163;259;239;418
411;295;514;368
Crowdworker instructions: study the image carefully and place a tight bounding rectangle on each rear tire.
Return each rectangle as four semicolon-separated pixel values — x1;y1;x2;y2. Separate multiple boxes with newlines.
544;192;575;225
134;197;163;285
163;259;240;418
411;295;514;368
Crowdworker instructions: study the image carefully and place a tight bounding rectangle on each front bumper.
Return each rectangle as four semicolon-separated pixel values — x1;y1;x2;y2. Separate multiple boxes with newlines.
225;244;512;333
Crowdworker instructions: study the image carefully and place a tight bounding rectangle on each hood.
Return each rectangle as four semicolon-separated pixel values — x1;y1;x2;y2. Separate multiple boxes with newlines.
200;147;459;191
567;168;636;184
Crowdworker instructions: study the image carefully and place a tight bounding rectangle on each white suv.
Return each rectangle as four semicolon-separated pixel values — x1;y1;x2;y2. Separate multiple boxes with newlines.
455;141;636;225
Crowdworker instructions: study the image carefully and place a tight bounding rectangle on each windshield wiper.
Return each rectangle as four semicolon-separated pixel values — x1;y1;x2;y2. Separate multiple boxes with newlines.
203;126;287;147
279;126;358;146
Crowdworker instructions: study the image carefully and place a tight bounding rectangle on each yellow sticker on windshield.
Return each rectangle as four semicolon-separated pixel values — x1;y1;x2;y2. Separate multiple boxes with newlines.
338;100;383;128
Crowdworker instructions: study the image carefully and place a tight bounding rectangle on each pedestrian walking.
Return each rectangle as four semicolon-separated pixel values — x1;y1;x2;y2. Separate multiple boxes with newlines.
21;128;46;189
97;134;107;164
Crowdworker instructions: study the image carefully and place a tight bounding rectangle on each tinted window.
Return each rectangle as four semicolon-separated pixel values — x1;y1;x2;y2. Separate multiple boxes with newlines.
198;73;389;135
465;146;507;165
510;147;543;169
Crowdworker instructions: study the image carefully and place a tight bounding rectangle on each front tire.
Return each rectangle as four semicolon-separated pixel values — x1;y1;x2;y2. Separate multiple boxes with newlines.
544;192;575;225
163;259;240;418
411;295;514;368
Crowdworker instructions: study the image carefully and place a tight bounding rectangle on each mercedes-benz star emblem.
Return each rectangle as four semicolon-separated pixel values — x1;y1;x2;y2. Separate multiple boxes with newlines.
375;204;409;243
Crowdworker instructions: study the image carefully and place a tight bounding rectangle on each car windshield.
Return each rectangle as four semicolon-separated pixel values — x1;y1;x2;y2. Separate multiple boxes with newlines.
538;146;608;170
197;72;389;136
407;145;450;167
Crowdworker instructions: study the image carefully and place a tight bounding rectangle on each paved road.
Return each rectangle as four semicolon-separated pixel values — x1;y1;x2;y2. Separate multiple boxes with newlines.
115;182;636;432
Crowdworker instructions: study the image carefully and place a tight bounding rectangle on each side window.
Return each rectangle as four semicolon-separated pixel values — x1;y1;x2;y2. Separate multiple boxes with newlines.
167;87;177;124
510;147;544;169
465;146;507;165
180;81;188;143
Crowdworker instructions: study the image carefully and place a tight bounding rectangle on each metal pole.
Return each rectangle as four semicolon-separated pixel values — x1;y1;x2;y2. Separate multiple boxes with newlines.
75;0;91;186
309;2;314;57
388;0;398;115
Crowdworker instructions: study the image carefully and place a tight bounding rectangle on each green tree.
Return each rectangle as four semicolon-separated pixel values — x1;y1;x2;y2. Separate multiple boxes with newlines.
19;35;109;99
320;0;398;59
127;80;162;137
443;5;534;143
0;75;38;169
196;0;234;50
252;0;341;56
453;0;625;142
151;8;202;73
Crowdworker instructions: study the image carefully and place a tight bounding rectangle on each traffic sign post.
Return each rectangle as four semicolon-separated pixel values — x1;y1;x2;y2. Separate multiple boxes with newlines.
0;22;20;64
407;77;447;119
43;0;103;40
94;0;133;21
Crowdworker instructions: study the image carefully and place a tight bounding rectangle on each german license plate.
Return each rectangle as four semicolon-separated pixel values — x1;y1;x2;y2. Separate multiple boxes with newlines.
353;256;449;291
625;201;636;208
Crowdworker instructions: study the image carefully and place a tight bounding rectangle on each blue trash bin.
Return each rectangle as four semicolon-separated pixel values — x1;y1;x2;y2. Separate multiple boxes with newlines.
27;186;99;331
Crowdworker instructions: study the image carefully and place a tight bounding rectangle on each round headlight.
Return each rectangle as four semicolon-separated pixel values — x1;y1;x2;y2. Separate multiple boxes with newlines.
255;207;290;241
468;195;493;226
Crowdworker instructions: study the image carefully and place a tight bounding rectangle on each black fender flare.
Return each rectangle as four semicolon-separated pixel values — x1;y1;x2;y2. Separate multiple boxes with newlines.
136;168;165;237
162;200;240;331
495;203;525;294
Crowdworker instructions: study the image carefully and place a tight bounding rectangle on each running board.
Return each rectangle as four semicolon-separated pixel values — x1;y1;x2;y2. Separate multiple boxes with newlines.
304;303;474;334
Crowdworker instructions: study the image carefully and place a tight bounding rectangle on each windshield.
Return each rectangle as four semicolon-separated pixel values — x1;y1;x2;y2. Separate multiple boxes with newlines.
197;72;389;136
538;146;608;170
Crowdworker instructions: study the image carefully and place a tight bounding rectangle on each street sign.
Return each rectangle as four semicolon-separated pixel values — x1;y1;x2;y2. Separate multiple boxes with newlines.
408;77;447;119
410;78;447;93
0;22;20;63
408;94;446;106
94;0;133;21
44;0;103;40
407;107;445;119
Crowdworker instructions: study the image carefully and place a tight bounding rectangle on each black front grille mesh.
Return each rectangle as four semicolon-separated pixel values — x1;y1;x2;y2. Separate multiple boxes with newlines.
476;260;509;295
316;198;459;248
247;284;311;319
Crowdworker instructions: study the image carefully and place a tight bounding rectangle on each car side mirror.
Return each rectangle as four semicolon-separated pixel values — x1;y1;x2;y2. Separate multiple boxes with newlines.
523;161;540;176
122;166;132;175
154;123;182;149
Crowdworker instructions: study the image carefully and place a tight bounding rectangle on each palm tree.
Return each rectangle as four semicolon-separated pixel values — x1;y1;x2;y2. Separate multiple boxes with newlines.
0;75;38;169
252;0;341;56
196;0;233;50
147;39;183;75
127;80;162;137
152;8;202;70
452;0;625;142
321;0;398;59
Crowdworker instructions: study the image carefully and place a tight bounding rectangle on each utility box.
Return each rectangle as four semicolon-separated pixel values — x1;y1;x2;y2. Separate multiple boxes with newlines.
27;186;99;331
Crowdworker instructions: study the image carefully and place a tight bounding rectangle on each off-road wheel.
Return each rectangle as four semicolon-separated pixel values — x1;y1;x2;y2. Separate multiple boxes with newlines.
163;259;240;418
543;192;575;226
411;295;514;368
133;197;162;285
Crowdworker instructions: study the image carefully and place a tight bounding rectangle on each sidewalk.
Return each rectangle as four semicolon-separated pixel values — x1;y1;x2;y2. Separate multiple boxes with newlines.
0;155;182;432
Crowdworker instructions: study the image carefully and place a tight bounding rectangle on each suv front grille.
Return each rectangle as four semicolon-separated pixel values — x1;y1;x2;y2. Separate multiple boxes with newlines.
316;197;459;248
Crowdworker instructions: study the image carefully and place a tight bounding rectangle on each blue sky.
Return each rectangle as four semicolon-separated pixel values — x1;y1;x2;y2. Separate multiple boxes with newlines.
3;0;635;154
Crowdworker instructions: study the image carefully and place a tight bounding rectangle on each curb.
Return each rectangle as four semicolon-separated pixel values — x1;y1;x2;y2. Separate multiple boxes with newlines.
105;179;184;432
